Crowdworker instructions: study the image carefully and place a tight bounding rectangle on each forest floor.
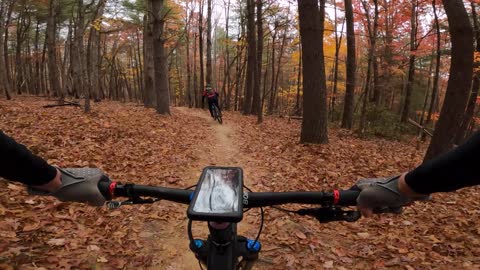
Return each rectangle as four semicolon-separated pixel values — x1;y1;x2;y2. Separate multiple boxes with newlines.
1;97;480;270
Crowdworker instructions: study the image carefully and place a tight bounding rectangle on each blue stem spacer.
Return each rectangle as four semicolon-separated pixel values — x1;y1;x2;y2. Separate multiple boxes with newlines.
246;239;261;252
194;239;203;248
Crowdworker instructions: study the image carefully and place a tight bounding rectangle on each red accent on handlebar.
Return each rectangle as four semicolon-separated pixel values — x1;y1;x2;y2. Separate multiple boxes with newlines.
333;190;340;204
109;182;117;197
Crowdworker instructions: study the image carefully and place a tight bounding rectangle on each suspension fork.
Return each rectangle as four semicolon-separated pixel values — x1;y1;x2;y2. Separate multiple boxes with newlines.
190;222;236;270
189;222;260;270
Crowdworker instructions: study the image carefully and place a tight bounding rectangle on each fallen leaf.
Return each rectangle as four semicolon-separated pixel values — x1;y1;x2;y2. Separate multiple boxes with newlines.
97;256;109;263
47;238;66;246
295;231;307;239
323;261;334;268
428;235;442;243
88;245;101;251
24;199;36;205
23;222;41;232
357;232;370;239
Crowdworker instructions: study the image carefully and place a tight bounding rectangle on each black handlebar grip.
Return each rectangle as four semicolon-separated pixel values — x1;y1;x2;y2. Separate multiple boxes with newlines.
337;190;360;206
97;177;113;200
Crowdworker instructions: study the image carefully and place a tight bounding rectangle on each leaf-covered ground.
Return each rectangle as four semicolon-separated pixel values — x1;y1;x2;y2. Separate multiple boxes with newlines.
1;97;480;270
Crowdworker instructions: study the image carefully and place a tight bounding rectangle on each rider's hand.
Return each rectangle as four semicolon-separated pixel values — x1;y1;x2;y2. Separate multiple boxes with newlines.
29;168;109;206
353;173;430;217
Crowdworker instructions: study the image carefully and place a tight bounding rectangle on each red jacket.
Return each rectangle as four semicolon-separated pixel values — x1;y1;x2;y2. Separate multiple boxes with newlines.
203;90;219;100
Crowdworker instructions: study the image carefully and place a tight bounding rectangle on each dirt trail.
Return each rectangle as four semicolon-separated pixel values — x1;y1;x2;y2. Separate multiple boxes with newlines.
146;107;257;270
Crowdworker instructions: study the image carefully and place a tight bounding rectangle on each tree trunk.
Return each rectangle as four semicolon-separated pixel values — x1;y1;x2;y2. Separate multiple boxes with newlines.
71;0;89;111
193;32;198;107
87;0;107;103
152;0;170;114
243;0;255;114
255;0;263;122
206;0;212;87
423;0;442;140
273;30;287;113
0;0;11;99
401;0;418;123
186;7;192;107
424;0;474;160
454;0;480;144
3;0;13;91
34;20;40;95
15;7;27;95
298;0;328;144
268;30;277;114
47;0;63;103
62;19;72;95
294;42;302;115
199;0;205;108
144;0;156;108
419;49;435;127
382;0;395;109
262;39;270;113
341;0;356;129
135;30;143;102
234;26;244;111
223;0;232;110
331;3;344;121
41;28;48;95
372;55;380;106
359;0;379;134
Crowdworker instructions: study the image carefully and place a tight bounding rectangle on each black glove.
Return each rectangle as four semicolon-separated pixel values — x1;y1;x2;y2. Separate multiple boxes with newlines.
29;168;109;206
352;175;430;214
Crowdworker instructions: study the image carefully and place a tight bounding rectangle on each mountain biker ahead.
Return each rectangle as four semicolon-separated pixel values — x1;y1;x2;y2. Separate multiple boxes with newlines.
202;84;221;118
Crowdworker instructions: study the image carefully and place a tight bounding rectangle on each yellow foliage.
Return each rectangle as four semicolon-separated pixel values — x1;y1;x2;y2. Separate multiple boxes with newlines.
474;51;480;74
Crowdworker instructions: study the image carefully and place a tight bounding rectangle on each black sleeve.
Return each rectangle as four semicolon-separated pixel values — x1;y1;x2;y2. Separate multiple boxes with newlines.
0;131;57;186
405;131;480;194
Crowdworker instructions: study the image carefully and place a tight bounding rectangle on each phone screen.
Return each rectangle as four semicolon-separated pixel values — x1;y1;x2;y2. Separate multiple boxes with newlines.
188;167;243;222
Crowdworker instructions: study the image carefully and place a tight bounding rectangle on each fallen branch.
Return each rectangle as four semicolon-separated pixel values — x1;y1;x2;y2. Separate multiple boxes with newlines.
408;118;433;137
44;100;81;108
287;116;303;123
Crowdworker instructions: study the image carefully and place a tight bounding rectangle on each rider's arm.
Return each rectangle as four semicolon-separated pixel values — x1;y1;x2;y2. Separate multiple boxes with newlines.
356;131;480;217
1;131;108;205
0;131;60;190
405;131;480;194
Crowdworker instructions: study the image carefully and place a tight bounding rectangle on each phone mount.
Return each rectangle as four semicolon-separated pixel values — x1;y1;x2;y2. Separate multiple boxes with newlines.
187;167;244;223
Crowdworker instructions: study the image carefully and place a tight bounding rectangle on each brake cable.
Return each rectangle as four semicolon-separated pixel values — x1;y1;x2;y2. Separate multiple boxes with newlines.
243;185;264;248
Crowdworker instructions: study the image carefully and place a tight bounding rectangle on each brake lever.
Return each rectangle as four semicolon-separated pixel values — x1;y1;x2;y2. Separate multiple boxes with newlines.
106;197;160;209
297;207;361;223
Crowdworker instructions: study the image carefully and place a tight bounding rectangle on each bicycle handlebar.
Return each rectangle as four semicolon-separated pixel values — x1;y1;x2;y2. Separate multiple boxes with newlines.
98;180;360;208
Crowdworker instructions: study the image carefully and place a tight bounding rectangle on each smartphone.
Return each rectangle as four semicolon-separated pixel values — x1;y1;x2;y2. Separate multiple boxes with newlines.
187;166;244;222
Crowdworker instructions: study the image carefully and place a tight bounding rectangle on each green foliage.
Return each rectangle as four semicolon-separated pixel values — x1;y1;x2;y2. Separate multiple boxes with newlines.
121;0;145;25
360;105;417;140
